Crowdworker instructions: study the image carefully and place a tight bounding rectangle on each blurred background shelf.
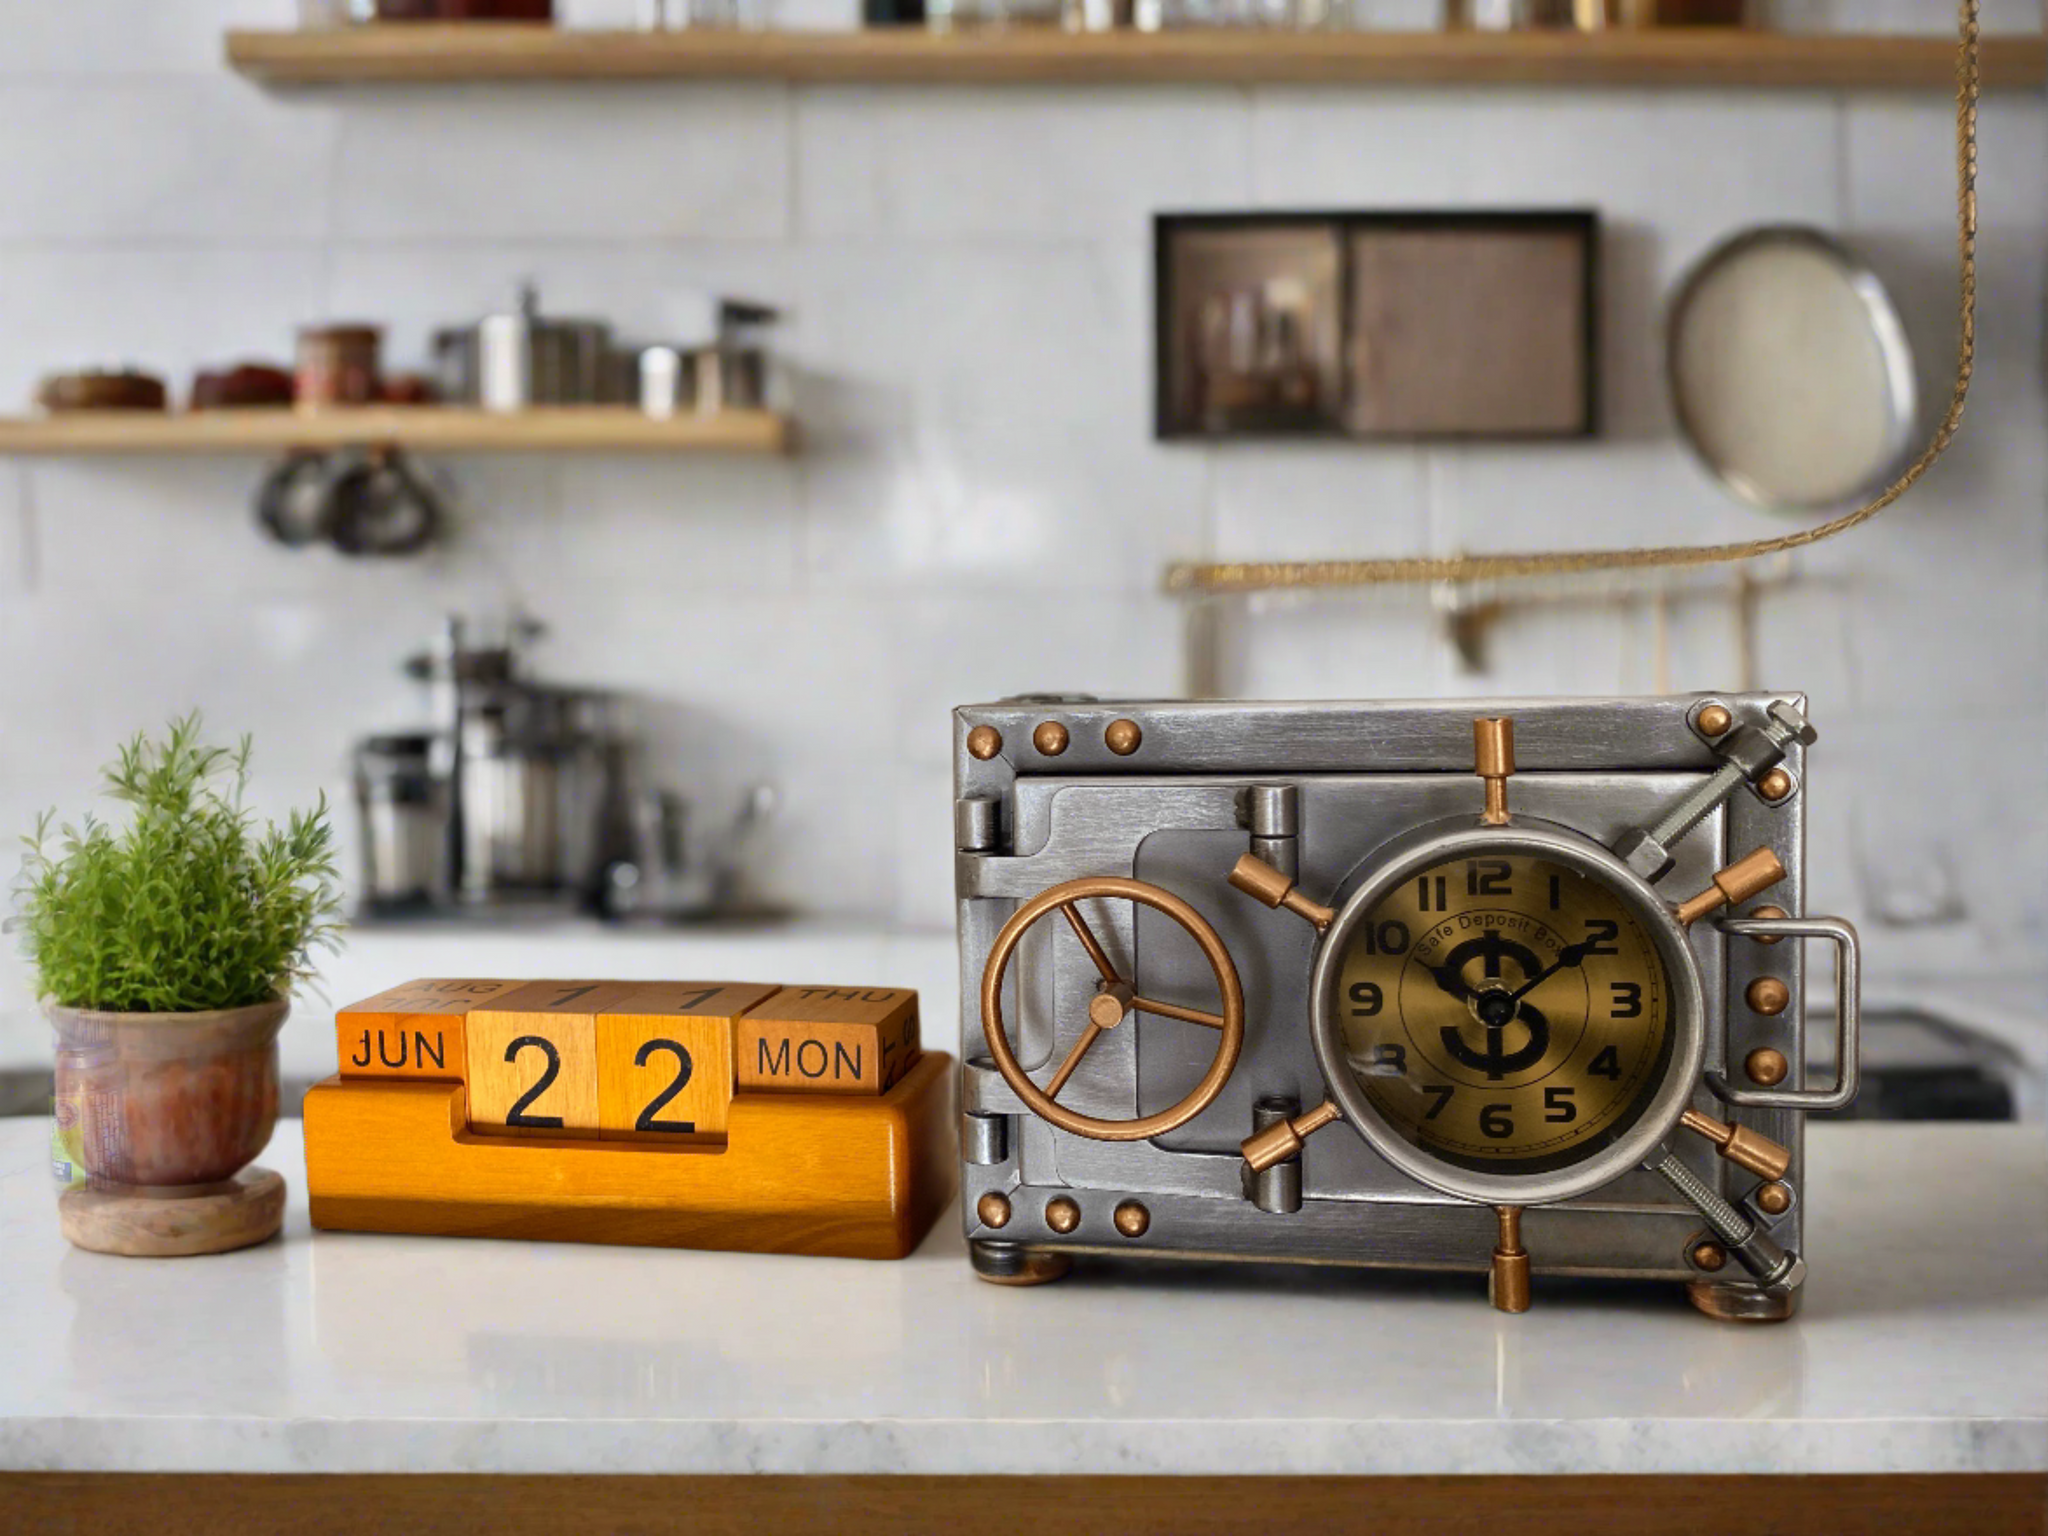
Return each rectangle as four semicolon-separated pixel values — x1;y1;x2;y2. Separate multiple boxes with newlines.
0;407;794;457
224;25;2048;89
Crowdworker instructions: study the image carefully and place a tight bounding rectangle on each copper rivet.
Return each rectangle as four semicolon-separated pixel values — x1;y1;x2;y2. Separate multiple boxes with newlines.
966;725;1002;761
1755;1182;1793;1217
1032;721;1069;757
1044;1197;1081;1235
976;1192;1011;1229
1104;718;1142;756
1696;703;1734;737
1746;977;1791;1017
1757;768;1794;802
1113;1200;1150;1238
1745;1047;1790;1088
1747;905;1789;944
1690;1240;1728;1273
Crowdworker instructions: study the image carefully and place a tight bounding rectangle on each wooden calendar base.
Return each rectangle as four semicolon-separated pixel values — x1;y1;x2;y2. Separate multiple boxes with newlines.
60;1166;286;1258
303;1051;954;1259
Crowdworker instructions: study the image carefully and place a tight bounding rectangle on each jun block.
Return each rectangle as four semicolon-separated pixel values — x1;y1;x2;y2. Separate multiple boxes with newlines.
336;978;526;1082
595;982;781;1142
736;986;920;1095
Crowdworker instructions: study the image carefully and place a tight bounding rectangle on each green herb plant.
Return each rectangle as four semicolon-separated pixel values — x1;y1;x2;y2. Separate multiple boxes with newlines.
15;714;343;1014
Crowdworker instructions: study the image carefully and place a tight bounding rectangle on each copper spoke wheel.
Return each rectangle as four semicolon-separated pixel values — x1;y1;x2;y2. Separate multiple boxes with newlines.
980;876;1245;1142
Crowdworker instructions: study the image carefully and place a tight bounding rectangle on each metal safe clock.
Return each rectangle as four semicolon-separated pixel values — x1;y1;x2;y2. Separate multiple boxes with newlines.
953;696;1859;1321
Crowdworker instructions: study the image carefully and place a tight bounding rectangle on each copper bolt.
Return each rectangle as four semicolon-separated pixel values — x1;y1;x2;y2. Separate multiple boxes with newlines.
1112;1200;1150;1238
1087;982;1134;1030
1746;977;1791;1017
1690;1240;1729;1273
1104;719;1143;756
1747;905;1789;944
1489;1205;1532;1314
1675;847;1786;927
1745;1047;1791;1088
1044;1197;1081;1235
1474;717;1516;825
1757;768;1794;803
1755;1182;1794;1217
1228;853;1336;933
1241;1099;1342;1172
1032;721;1070;757
976;1192;1012;1230
966;725;1003;761
1680;1107;1792;1182
1696;703;1734;737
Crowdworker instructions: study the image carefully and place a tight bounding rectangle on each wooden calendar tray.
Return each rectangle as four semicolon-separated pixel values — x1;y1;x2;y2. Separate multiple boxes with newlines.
304;1050;953;1259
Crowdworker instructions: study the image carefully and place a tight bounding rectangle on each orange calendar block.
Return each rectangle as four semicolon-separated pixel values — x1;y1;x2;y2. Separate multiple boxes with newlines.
464;980;641;1136
736;985;920;1095
595;981;779;1143
335;977;525;1082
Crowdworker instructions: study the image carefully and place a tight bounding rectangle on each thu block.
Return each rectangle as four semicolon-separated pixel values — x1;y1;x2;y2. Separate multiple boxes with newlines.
337;978;526;1081
737;986;919;1095
595;982;780;1143
465;980;643;1136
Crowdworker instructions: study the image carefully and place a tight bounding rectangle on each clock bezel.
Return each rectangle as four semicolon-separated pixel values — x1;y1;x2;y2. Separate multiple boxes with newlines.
1308;817;1707;1207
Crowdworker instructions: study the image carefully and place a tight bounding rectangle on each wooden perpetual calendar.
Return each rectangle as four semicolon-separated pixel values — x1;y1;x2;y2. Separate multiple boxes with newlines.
303;979;951;1258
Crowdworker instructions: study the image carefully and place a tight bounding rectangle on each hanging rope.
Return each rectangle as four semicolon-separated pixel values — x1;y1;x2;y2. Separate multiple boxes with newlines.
1164;0;1981;595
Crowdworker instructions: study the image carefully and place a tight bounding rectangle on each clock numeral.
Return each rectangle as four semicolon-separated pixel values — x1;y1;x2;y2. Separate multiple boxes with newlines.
1372;1043;1407;1076
1479;1103;1514;1139
1467;859;1512;897
1349;981;1384;1017
1583;919;1621;956
1543;1085;1578;1123
1548;873;1562;910
1416;875;1448;912
1359;919;1412;956
1421;1084;1454;1120
1609;981;1643;1019
1588;1044;1622;1080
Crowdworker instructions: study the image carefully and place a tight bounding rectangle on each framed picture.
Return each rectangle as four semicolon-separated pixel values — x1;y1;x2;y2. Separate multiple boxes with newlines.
1155;210;1599;442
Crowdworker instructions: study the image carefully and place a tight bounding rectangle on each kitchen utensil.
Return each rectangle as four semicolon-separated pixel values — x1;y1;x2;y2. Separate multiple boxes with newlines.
601;783;776;922
353;733;447;912
638;346;688;418
439;285;616;410
1667;225;1915;513
254;452;339;548
376;0;553;17
190;364;295;410
296;325;383;409
328;448;444;557
35;370;167;413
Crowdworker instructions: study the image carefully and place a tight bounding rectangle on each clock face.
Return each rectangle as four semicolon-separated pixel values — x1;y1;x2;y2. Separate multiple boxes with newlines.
1335;851;1675;1176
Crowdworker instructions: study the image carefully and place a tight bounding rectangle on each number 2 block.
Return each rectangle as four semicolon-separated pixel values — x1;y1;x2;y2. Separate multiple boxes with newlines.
595;982;778;1143
464;981;640;1136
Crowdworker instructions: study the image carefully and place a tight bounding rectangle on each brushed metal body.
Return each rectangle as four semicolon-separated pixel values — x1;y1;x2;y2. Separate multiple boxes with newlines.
953;696;1819;1300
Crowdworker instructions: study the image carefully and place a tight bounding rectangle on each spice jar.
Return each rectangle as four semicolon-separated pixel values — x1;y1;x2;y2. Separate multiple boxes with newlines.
296;325;383;409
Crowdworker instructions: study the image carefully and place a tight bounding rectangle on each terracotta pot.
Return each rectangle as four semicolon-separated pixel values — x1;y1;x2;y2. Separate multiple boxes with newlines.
49;1000;286;1190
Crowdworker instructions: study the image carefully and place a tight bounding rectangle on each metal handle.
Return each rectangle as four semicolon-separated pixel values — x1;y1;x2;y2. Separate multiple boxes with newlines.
1707;915;1860;1112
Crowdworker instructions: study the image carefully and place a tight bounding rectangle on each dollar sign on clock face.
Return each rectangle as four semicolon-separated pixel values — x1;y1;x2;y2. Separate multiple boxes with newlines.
1336;852;1675;1175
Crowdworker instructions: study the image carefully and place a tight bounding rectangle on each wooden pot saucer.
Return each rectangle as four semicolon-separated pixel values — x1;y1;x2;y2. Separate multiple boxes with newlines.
59;1166;286;1257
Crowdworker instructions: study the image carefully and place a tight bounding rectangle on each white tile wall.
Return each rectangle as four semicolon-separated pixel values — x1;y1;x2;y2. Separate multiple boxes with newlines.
0;0;2040;990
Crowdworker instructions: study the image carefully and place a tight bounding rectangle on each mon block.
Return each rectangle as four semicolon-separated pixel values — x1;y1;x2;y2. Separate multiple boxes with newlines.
737;986;920;1094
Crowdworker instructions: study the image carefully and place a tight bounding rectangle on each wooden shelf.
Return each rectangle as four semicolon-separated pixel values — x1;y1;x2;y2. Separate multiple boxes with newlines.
0;407;793;457
224;24;2046;90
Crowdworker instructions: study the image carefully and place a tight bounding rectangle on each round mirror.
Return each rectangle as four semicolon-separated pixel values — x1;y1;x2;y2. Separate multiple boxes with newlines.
1668;226;1916;513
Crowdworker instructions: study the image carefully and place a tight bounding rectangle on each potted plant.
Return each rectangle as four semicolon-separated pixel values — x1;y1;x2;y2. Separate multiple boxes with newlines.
17;716;341;1255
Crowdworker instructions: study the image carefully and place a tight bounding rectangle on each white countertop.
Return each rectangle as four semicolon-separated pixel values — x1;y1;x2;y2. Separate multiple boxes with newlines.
0;1120;2041;1478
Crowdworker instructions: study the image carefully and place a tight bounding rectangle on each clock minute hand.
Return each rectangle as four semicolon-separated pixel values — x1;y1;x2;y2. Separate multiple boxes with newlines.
1505;939;1594;1004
